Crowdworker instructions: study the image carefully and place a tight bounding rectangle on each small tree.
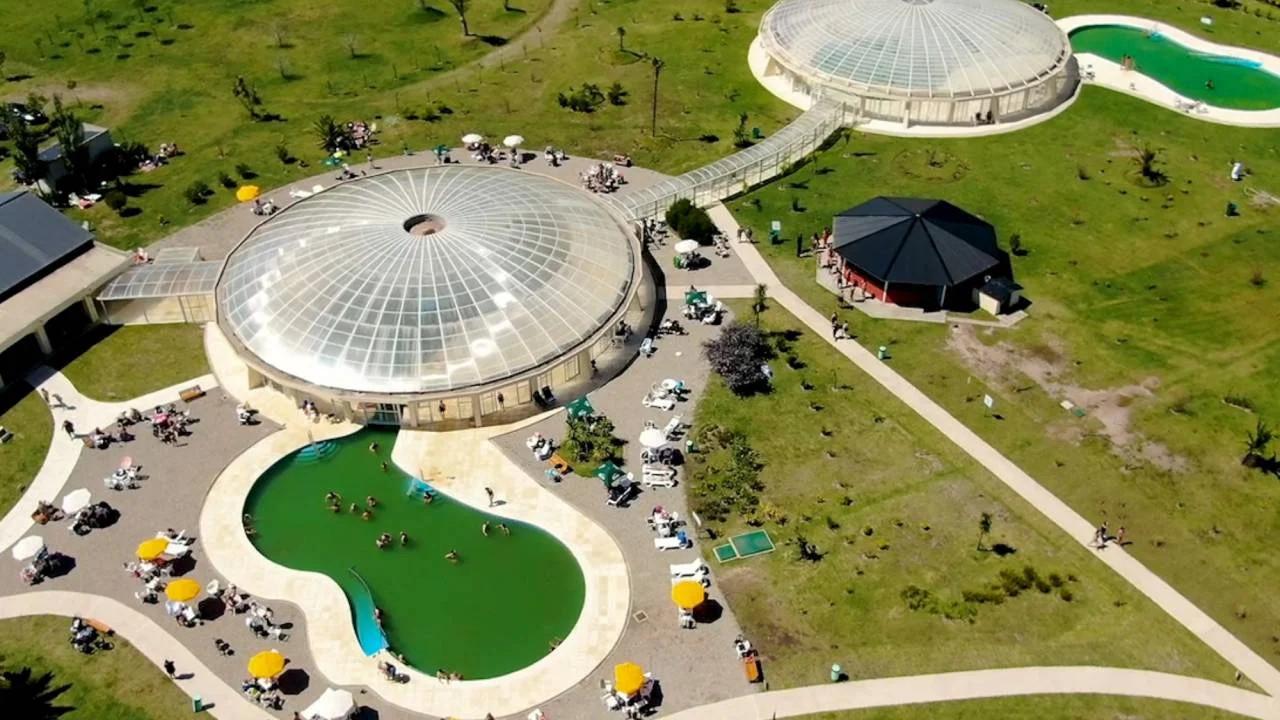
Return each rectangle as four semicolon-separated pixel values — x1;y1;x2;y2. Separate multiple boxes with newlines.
313;114;345;153
665;198;716;244
1243;419;1274;467
704;322;773;395
0;666;74;719
0;49;7;80
751;283;768;325
606;81;627;106
271;22;287;48
562;414;622;465
732;112;750;148
344;33;358;58
2;114;43;189
446;0;470;36
977;511;993;551
1133;145;1168;185
616;26;626;52
232;76;264;120
51;96;89;190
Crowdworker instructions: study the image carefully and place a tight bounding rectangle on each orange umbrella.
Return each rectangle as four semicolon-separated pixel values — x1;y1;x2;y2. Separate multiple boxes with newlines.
671;580;705;610
614;662;645;696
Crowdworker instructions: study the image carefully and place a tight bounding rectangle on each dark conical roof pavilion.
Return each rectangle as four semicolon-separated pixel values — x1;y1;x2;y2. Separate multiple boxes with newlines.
832;197;1000;287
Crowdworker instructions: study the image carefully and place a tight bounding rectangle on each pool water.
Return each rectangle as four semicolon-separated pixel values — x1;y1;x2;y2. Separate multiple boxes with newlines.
244;429;585;679
1069;25;1280;110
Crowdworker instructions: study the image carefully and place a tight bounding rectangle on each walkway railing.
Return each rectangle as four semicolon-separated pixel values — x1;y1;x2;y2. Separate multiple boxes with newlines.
611;98;848;221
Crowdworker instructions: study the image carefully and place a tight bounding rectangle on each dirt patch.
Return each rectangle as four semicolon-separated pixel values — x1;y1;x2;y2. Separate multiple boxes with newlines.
946;325;1188;473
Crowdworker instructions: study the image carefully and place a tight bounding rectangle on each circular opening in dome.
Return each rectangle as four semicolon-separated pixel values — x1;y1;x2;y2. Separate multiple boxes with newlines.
403;213;446;236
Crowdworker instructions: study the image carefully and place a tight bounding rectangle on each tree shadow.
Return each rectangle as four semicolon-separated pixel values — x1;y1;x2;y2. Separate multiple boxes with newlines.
122;182;163;198
478;35;508;47
991;543;1017;557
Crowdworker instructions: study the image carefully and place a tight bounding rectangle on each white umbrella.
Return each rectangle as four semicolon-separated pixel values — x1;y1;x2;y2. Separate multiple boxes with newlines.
61;488;92;515
12;535;45;562
674;239;700;254
462;133;483;144
503;134;525;149
638;428;668;449
301;688;356;720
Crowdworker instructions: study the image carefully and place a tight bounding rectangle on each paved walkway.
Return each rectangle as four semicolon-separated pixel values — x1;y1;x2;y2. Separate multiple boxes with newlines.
0;368;218;554
662;667;1280;720
708;203;1280;698
0;591;275;719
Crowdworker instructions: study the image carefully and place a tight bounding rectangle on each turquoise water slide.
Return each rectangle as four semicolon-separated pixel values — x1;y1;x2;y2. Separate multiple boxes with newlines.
348;567;389;656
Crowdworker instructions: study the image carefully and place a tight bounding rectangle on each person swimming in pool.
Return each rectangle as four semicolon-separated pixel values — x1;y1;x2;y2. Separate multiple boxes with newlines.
445;549;459;562
366;495;378;508
325;491;340;504
1206;79;1215;90
349;502;358;513
481;521;490;536
362;510;373;521
369;441;379;453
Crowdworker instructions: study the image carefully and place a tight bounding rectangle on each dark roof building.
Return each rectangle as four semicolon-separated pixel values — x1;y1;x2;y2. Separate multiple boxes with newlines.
0;191;94;302
832;197;1003;307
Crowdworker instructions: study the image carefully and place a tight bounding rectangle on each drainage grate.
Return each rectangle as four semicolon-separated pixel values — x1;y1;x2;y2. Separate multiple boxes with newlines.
632;610;648;623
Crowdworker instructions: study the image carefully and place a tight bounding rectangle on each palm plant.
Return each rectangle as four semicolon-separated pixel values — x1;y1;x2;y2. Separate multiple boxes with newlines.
312;114;344;153
0;667;74;719
1243;419;1274;467
1132;145;1167;185
751;283;768;325
976;511;992;551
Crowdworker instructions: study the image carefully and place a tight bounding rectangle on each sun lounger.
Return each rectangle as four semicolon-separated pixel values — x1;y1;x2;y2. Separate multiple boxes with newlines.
662;415;683;439
642;464;675;477
670;559;709;578
639;336;655;357
642;393;675;411
641;474;677;488
654;535;690;551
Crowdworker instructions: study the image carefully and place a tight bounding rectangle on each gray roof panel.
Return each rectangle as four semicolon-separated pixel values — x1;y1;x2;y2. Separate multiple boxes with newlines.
0;191;94;302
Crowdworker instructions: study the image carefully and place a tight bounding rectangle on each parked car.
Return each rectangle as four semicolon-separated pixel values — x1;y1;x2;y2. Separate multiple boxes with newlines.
6;102;48;125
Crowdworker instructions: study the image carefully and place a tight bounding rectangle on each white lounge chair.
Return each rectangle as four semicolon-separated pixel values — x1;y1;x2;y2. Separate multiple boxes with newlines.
654;535;690;551
641;474;677;489
642;393;675;411
642;464;675;477
662;415;684;439
670;559;709;578
638;336;655;357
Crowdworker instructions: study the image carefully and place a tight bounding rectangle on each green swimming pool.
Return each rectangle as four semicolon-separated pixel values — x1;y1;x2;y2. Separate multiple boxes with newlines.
243;429;585;679
1069;25;1280;110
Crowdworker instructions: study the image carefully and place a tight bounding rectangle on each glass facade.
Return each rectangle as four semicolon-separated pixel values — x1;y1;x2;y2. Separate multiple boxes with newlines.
217;166;638;395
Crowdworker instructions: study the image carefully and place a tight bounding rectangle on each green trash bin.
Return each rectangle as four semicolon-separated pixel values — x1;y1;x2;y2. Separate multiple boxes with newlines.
877;346;888;360
830;663;843;682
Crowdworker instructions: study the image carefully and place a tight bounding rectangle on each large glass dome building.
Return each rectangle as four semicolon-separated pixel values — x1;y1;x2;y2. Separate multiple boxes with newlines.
753;0;1078;126
216;166;651;428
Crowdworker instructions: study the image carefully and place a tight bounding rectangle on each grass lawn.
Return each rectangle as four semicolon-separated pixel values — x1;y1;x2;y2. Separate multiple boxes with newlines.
0;0;791;250
0;385;53;514
799;695;1252;720
727;85;1280;666
687;301;1243;690
57;324;208;402
0;615;187;719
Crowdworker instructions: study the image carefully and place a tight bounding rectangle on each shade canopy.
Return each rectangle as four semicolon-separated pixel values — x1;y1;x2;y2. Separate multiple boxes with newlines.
833;197;1000;287
248;650;287;678
671;580;705;610
61;488;92;514
11;535;45;561
301;688;356;720
503;134;525;148
614;662;646;696
674;239;700;254
461;133;483;144
566;396;594;420
165;578;202;603
136;538;169;560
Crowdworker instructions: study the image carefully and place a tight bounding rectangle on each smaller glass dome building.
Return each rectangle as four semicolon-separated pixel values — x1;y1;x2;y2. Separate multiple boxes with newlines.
753;0;1079;126
216;166;652;428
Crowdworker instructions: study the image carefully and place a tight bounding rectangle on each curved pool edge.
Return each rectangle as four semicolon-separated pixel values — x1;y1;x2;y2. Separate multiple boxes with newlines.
201;421;630;718
1059;14;1280;127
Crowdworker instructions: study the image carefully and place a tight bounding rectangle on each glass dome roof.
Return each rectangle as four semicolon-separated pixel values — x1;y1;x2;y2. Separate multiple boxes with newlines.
760;0;1071;98
217;166;637;395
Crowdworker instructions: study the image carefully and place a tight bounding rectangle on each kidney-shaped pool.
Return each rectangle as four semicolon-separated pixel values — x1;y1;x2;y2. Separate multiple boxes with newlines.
244;429;585;679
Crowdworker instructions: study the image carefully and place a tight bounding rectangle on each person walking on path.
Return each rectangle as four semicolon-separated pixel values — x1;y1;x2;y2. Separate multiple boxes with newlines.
163;659;177;678
840;321;849;341
40;388;50;405
1116;526;1126;546
51;393;63;408
1091;522;1109;549
62;419;75;438
485;487;495;506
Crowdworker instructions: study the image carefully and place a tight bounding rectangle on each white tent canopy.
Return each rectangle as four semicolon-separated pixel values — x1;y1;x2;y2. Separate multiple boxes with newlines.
300;688;356;720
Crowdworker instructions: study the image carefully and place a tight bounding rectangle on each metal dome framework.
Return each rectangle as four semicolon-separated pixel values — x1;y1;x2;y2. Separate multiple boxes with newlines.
216;166;648;427
757;0;1078;126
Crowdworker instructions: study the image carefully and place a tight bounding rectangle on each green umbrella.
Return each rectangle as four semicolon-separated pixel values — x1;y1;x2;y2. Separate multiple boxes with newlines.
323;156;341;167
566;396;594;420
433;144;450;157
593;461;622;487
685;290;708;306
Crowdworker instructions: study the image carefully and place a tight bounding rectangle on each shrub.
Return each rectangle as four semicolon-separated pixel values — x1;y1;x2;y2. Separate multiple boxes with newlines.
606;81;627;106
901;585;934;612
1249;268;1266;288
184;181;210;205
560;414;622;465
1048;572;1064;587
664;198;716;243
557;83;605;113
275;144;292;164
234;162;254;178
703;322;773;395
1058;587;1074;602
103;190;127;215
217;170;236;188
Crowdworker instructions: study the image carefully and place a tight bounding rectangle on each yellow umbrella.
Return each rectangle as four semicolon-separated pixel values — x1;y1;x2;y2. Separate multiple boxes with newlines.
671;580;705;610
248;650;286;679
164;578;201;603
236;185;261;202
614;662;645;696
137;538;169;561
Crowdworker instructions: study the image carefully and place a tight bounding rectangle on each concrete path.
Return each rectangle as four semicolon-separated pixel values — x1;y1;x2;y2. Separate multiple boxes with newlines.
707;203;1280;698
0;367;218;554
662;667;1280;720
0;591;275;720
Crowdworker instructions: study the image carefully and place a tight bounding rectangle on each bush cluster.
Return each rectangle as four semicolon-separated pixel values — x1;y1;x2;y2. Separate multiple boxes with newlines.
664;198;717;243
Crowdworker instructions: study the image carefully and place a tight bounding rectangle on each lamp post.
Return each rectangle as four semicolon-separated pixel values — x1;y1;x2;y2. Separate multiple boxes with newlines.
650;57;665;137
